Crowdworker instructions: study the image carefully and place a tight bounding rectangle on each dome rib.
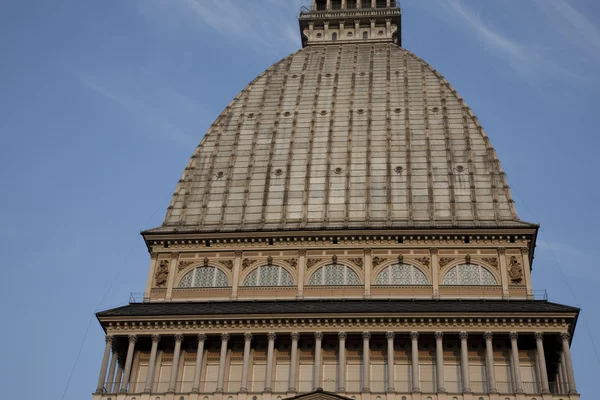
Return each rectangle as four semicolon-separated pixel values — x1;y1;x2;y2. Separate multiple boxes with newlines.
157;44;529;234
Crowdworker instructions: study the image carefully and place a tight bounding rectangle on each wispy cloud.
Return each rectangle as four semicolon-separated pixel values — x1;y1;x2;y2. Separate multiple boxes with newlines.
76;72;195;146
138;0;311;55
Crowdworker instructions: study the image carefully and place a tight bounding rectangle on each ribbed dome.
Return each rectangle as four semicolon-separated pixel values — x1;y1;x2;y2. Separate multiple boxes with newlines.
155;43;528;234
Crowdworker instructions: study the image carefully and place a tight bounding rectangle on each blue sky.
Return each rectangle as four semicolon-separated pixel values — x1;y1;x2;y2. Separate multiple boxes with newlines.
1;0;599;398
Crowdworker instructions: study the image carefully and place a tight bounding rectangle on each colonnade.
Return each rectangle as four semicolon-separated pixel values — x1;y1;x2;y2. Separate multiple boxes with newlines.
96;331;577;395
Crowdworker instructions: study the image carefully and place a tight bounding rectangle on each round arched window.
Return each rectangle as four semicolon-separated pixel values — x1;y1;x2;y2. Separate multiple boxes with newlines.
179;266;229;288
442;264;497;286
308;264;360;286
375;263;429;285
243;265;294;287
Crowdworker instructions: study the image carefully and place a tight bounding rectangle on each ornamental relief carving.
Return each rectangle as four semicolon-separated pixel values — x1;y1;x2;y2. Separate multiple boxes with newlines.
154;260;170;288
306;258;322;269
482;257;499;270
414;257;430;268
439;258;455;268
217;260;234;270
283;258;298;268
178;261;195;272
508;256;524;284
348;258;364;269
242;259;258;270
372;257;387;267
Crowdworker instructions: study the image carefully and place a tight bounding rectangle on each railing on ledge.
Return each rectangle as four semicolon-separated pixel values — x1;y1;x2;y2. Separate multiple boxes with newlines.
299;6;401;20
100;379;571;397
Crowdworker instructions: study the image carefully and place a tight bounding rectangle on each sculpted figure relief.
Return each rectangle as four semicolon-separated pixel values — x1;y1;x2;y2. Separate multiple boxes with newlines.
155;260;170;287
508;256;524;284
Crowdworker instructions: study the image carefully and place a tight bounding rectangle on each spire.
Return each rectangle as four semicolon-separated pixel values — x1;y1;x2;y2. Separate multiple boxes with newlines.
299;0;402;47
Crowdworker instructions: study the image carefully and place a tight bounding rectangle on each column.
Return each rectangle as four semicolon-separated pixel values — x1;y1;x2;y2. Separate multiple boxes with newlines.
561;332;578;394
431;248;440;299
167;334;184;393
459;332;472;393
354;19;361;37
560;351;569;394
216;333;230;393
534;332;550;394
435;332;446;393
96;335;114;393
484;332;498;394
232;250;243;299
265;333;276;392
289;333;300;392
240;333;253;392
339;21;345;40
370;19;376;40
166;252;179;300
364;248;372;298
498;248;509;299
114;357;124;393
357;0;362;8
106;347;119;393
314;332;324;390
362;332;371;392
371;0;376;8
144;252;159;300
410;332;420;393
298;250;306;299
386;332;395;392
144;334;161;393
386;0;391;7
338;332;347;392
326;0;331;10
342;0;347;9
509;332;524;394
191;334;207;393
120;335;137;393
324;21;330;40
312;0;317;10
521;248;534;298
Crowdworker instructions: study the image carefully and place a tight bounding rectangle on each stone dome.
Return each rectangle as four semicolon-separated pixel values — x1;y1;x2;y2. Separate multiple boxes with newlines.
153;43;530;234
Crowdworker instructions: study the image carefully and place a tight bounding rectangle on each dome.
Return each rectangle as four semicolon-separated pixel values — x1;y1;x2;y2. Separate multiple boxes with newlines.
153;43;529;234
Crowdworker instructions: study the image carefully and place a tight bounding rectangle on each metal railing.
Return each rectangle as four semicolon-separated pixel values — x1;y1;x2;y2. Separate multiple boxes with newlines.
104;379;562;396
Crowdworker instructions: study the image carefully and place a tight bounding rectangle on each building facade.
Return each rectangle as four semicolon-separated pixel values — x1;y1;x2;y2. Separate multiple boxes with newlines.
93;2;580;400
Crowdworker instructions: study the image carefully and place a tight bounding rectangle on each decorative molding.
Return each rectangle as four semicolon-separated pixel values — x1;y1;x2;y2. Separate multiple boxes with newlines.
234;250;243;257
362;331;371;340
154;260;170;288
170;252;180;259
484;332;493;341
439;258;455;268
435;332;443;340
198;333;207;341
364;248;372;255
244;333;253;341
283;258;298;268
314;332;324;340
217;260;234;270
338;332;347;340
482;257;498;269
459;331;469;340
178;261;195;271
174;333;184;342
386;331;395;340
242;259;258;270
291;332;300;340
221;333;230;341
372;257;387;267
429;248;438;255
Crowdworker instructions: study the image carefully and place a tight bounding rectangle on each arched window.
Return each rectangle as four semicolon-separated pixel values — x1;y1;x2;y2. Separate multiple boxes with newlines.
442;264;497;286
243;265;294;287
308;264;360;286
179;266;229;288
332;32;338;41
375;263;429;285
363;31;369;39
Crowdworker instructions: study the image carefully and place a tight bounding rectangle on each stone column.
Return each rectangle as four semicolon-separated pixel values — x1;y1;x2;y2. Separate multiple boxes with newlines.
114;357;124;393
216;333;230;393
370;19;376;40
106;347;119;393
435;332;446;393
327;0;331;10
431;248;440;299
386;332;395;392
410;332;420;393
561;332;578;394
265;333;276;392
362;332;371;392
484;332;498;394
386;0;391;7
312;0;317;10
289;333;300;392
240;333;252;392
521;248;534;298
560;351;569;394
459;332;472;393
509;332;524;394
342;0;347;10
144;334;161;393
120;335;137;393
534;332;551;394
191;334;207;393
354;19;361;37
314;332;324;390
371;0;376;8
338;332;347;392
96;335;114;393
364;248;372;298
167;334;184;393
232;250;243;299
357;0;362;8
324;21;330;41
144;252;159;300
339;21;345;40
498;248;509;299
166;252;179;300
298;250;306;299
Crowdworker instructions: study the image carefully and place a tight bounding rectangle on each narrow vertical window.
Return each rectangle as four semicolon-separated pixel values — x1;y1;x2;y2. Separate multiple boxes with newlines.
332;32;338;41
363;31;369;39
